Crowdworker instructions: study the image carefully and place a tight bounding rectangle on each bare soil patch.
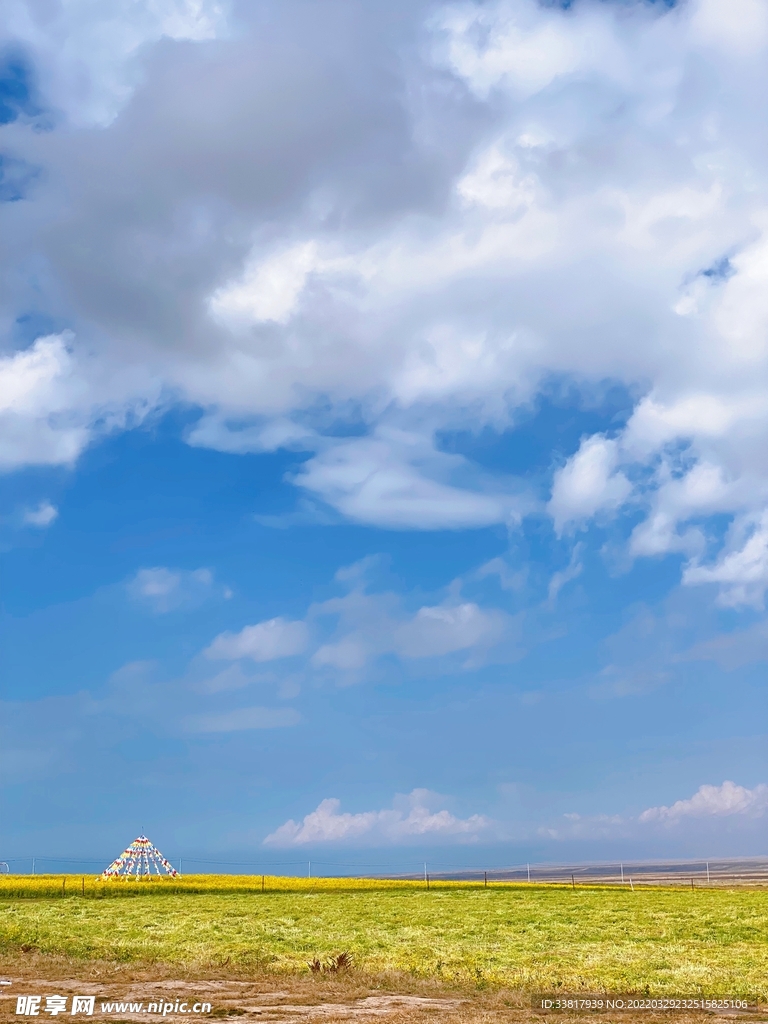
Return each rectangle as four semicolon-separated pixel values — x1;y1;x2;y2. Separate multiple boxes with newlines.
0;954;764;1024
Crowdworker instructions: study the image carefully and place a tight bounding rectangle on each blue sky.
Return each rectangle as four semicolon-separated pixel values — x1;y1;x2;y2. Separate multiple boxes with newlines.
1;0;767;873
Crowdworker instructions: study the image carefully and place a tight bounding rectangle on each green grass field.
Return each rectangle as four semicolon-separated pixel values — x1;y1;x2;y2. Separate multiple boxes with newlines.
0;876;765;997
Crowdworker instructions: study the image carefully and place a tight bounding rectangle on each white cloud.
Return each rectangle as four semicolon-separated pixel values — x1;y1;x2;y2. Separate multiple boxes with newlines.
196;560;512;680
535;780;768;841
210;242;321;326
264;789;492;847
295;431;523;531
127;566;216;613
6;0;768;599
0;335;88;470
309;563;514;676
683;513;768;607
311;598;505;671
394;602;507;658
1;0;227;126
457;145;537;212
311;635;371;672
547;543;583;604
0;334;159;472
186;415;314;454
22;501;58;528
689;0;768;56
183;705;300;733
549;437;631;534
434;1;617;100
640;781;768;823
205;617;309;661
0;335;73;416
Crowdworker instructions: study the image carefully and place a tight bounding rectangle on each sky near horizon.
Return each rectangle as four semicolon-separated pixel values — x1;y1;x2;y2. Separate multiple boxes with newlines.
1;0;767;872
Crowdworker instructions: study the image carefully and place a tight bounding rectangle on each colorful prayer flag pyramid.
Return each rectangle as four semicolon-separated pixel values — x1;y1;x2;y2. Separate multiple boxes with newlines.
101;835;179;879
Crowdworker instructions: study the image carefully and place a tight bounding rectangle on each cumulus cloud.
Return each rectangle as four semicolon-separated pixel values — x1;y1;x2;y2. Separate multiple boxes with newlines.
263;789;491;847
5;0;768;595
549;437;632;534
535;780;768;841
0;335;89;470
127;566;219;613
639;781;768;824
210;242;321;326
205;617;309;661
0;333;158;472
1;0;227;127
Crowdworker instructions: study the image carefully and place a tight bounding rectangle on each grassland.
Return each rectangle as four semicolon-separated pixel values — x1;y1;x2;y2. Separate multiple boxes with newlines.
0;876;766;998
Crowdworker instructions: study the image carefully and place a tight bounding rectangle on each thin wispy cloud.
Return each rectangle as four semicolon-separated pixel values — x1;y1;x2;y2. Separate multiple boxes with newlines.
22;501;58;527
205;618;309;662
184;706;300;734
127;567;224;613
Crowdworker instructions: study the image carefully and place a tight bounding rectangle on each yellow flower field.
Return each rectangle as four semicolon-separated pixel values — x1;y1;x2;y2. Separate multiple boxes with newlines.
0;876;765;997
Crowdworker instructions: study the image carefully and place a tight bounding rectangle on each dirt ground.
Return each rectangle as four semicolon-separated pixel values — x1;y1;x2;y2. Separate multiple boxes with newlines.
0;955;765;1024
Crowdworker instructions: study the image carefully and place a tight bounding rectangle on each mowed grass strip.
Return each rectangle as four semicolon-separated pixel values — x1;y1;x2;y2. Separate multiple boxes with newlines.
0;879;766;996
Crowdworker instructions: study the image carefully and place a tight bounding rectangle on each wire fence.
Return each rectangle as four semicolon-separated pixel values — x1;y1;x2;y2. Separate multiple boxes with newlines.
386;857;768;888
1;855;767;886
